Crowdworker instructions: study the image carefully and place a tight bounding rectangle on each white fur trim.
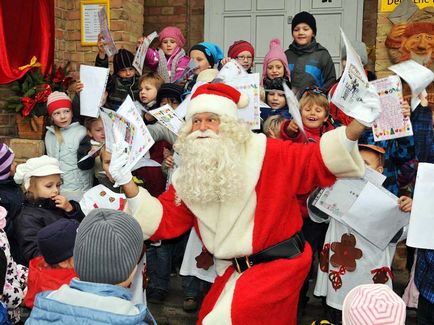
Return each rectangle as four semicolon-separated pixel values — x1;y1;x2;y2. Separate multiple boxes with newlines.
237;92;249;108
172;133;267;260
187;94;238;120
125;187;163;239
320;126;365;178
202;271;239;324
197;69;219;82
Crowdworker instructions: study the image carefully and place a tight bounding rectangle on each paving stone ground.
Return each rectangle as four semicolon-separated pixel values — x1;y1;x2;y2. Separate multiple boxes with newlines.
148;268;417;325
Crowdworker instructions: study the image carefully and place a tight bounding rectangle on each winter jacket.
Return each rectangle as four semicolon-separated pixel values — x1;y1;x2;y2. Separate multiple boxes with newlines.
14;198;84;264
24;256;77;308
145;47;190;82
260;105;293;122
45;122;93;199
285;39;336;94
0;229;28;323
26;279;155;325
95;54;140;111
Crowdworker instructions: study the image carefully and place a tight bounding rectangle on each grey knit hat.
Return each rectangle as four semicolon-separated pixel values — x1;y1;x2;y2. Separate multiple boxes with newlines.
73;209;144;285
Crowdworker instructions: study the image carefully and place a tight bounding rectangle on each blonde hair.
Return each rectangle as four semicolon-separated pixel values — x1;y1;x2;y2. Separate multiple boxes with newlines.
54;126;64;144
299;92;330;115
138;72;164;90
263;115;285;139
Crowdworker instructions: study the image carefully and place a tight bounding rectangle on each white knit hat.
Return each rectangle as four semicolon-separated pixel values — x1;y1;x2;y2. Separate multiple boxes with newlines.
14;155;63;190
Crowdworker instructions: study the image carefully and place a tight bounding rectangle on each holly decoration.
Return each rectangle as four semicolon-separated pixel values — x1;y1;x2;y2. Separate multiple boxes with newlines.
6;61;73;117
371;267;393;284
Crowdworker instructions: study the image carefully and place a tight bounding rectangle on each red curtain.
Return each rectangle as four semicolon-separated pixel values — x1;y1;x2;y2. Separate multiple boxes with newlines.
0;0;54;84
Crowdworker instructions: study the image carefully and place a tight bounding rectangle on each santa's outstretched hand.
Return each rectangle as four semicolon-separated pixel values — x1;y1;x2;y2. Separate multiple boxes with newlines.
109;141;133;188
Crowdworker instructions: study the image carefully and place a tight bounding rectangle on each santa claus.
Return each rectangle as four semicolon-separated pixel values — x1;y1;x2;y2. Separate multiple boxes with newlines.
109;83;377;324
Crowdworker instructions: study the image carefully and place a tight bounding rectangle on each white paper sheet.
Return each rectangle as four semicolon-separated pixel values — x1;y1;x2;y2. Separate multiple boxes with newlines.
214;59;248;83
388;60;434;110
283;82;308;142
79;65;109;117
133;31;158;75
407;163;434;249
116;96;155;171
364;166;387;186
98;6;117;57
99;108;115;152
148;104;184;135
370;75;413;141
341;182;409;250
227;73;261;130
331;28;380;124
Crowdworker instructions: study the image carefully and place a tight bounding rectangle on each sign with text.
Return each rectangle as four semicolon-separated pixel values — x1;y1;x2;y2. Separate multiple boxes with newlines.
379;0;434;12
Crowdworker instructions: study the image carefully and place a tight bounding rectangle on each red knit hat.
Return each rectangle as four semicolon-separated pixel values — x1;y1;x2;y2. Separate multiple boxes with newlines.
228;40;255;60
187;83;249;120
47;91;72;116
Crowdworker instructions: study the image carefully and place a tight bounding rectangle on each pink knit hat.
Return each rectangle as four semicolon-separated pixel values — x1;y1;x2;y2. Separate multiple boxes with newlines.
342;284;406;325
262;38;291;82
159;26;186;49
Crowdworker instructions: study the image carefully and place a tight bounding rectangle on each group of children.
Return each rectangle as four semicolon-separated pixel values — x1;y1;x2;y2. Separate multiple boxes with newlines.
0;9;432;325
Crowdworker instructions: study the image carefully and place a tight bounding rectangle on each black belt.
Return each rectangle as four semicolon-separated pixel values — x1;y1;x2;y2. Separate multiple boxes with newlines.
232;231;305;273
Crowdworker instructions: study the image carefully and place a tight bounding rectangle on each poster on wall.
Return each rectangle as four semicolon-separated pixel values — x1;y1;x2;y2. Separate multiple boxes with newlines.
80;0;110;46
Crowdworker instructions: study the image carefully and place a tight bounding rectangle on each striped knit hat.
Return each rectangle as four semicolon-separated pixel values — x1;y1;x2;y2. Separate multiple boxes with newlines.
47;91;72;116
0;143;14;181
73;208;143;284
113;49;135;75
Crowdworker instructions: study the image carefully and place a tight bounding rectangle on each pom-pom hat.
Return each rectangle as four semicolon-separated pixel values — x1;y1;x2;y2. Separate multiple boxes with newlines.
47;91;72;116
159;26;186;48
262;38;291;83
187;83;249;120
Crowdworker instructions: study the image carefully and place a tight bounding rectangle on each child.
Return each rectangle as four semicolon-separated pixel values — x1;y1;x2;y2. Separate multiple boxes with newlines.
261;77;292;120
285;11;336;94
185;42;224;94
24;218;78;308
156;82;184;108
263;115;286;139
312;144;412;324
342;284;406;325
0;206;27;324
262;38;291;85
95;41;140;110
13;155;84;264
45;91;93;200
221;40;255;73
77;117;105;184
144;26;190;83
0;143;24;262
27;209;155;324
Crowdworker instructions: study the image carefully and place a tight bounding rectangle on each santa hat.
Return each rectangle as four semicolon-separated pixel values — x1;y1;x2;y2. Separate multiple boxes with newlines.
187;83;249;120
342;284;406;325
159;26;186;48
262;38;291;83
228;40;255;60
47;91;72;116
14;155;63;191
0;143;14;181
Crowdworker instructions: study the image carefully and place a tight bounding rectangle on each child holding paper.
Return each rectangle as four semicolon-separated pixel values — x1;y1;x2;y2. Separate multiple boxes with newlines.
138;72;164;124
44;92;93;200
13;156;84;265
311;144;412;324
261;77;293;121
95;37;140;110
284;11;336;94
143;26;190;83
221;40;255;73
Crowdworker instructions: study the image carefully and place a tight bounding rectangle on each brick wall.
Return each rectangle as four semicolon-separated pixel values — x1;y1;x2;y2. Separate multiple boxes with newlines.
143;0;204;52
0;84;17;137
54;0;145;74
362;0;378;72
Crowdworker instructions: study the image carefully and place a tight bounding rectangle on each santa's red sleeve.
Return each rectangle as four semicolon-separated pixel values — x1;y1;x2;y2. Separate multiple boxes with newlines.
126;185;194;240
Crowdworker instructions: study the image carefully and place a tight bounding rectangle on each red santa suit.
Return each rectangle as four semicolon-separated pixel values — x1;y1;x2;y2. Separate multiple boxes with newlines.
125;83;365;324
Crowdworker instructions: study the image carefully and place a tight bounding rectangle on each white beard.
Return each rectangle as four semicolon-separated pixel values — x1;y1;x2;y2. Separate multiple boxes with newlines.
174;129;245;204
410;50;433;67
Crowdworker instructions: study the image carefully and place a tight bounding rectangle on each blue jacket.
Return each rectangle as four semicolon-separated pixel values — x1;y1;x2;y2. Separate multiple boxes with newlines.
26;279;155;324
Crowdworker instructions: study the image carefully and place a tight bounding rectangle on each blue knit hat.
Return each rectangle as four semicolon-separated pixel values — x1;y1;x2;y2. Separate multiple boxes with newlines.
189;42;224;67
37;218;79;265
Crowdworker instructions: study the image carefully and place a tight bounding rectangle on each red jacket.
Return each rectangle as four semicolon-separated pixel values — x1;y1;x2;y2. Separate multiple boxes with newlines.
24;256;77;308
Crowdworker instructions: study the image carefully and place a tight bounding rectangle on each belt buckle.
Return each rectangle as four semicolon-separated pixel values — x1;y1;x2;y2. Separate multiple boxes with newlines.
233;256;252;273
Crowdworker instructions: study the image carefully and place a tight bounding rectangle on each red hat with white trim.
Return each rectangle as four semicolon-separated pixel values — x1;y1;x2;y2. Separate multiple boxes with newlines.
47;91;72;116
187;83;249;120
342;284;406;325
